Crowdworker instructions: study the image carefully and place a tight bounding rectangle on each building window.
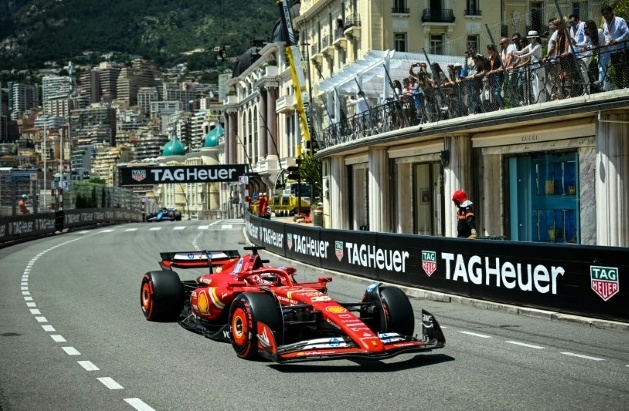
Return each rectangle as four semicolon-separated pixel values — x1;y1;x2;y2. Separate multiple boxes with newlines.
392;0;408;14
430;34;444;55
394;33;407;52
467;35;479;53
466;0;480;16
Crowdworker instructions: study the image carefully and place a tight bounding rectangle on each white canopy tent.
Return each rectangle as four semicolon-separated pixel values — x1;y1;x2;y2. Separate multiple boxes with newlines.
317;50;466;97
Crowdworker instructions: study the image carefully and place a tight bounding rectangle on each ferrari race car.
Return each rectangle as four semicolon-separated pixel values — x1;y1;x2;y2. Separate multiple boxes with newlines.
146;207;182;222
140;246;445;363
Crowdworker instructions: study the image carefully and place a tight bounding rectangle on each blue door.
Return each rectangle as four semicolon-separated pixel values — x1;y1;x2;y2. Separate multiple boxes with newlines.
509;152;579;243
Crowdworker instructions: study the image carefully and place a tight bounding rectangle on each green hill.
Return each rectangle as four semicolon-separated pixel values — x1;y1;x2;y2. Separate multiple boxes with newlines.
0;0;279;70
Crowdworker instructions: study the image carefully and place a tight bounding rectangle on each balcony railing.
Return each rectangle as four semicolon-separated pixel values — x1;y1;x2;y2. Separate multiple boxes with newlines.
318;41;629;151
392;7;410;14
421;9;455;23
465;9;482;16
344;14;361;29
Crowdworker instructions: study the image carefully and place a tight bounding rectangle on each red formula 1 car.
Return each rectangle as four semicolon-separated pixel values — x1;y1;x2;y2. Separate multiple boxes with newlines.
140;246;445;363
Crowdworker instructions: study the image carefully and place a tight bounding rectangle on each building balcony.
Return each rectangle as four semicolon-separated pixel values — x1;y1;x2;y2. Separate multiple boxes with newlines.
343;14;361;40
310;44;324;65
322;35;334;57
333;28;347;49
421;9;455;23
276;94;296;114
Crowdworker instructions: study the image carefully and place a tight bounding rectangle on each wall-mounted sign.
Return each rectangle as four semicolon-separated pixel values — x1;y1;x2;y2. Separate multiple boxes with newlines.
119;165;248;185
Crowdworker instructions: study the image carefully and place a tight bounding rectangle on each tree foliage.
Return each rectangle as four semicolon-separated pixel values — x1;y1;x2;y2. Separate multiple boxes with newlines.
299;154;322;202
0;0;277;70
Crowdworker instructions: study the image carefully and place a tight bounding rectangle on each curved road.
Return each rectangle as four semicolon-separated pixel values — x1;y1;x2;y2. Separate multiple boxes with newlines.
1;220;628;411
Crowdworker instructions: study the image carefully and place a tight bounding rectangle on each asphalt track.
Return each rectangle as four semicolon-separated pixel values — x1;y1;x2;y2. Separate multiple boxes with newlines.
1;220;628;411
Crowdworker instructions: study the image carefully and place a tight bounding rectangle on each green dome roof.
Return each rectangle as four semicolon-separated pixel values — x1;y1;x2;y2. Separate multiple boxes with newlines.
204;124;224;147
162;137;185;156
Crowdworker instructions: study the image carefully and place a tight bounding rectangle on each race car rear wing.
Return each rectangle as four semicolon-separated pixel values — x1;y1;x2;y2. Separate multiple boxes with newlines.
159;250;240;270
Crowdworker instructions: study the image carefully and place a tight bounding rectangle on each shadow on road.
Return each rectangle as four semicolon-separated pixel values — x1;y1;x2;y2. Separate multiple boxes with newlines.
268;353;454;372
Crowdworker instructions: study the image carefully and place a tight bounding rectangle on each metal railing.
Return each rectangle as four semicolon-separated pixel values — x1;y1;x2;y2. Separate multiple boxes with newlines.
421;9;455;23
0;179;158;216
320;40;629;150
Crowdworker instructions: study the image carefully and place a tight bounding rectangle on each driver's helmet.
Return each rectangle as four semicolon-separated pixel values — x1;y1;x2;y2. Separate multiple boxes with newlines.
22;194;27;199
250;273;278;285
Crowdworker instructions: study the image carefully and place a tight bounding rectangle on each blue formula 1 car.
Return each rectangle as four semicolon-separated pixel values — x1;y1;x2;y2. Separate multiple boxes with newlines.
147;207;182;222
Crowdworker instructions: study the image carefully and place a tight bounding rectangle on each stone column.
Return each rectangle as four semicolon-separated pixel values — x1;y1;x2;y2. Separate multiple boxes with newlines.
595;111;629;246
258;89;268;158
443;135;473;237
330;156;348;229
368;148;390;232
480;154;502;237
266;87;278;156
226;111;238;164
395;163;412;233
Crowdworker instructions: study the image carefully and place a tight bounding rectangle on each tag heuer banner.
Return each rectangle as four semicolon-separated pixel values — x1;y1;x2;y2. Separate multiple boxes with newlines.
119;165;248;185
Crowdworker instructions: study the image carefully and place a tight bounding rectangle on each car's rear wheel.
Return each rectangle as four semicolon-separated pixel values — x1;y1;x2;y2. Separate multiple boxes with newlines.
229;293;283;360
362;286;414;337
174;211;182;221
141;270;184;321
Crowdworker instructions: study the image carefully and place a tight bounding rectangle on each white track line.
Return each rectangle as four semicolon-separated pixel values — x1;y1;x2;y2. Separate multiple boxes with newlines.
459;331;492;338
561;352;605;361
506;341;545;349
35;316;48;323
78;361;100;371
29;308;41;315
174;226;185;230
124;398;156;411
42;325;56;332
51;335;66;343
62;347;81;356
97;377;123;389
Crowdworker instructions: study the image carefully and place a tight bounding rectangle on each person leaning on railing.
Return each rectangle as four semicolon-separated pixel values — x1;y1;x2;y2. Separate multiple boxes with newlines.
575;19;605;94
602;5;629;89
513;31;545;104
463;54;487;114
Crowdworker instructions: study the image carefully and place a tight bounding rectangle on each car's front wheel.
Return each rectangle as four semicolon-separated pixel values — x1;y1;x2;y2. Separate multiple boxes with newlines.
361;286;415;337
229;293;283;360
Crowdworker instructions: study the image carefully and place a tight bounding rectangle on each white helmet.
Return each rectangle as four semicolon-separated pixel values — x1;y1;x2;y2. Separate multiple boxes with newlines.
22;194;27;199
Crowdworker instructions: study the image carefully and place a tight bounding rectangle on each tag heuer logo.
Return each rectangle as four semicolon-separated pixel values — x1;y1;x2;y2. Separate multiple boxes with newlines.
422;250;437;276
287;234;293;250
131;169;146;182
335;241;344;262
590;265;619;301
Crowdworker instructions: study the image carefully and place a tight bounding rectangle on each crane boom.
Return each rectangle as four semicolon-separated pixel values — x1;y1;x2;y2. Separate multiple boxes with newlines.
276;0;311;154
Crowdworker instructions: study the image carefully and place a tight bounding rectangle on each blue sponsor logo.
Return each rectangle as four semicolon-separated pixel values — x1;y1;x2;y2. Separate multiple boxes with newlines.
232;258;244;274
187;253;195;259
328;338;341;347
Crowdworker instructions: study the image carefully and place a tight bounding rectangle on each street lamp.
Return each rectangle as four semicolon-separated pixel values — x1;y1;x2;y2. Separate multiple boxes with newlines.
41;115;49;211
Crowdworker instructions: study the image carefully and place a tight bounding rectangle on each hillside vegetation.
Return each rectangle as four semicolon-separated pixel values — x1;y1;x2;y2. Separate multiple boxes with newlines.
0;0;278;70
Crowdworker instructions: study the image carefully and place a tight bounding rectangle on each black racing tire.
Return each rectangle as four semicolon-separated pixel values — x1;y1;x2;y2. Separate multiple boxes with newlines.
174;211;182;221
140;270;184;321
229;293;283;360
146;213;155;222
378;286;415;336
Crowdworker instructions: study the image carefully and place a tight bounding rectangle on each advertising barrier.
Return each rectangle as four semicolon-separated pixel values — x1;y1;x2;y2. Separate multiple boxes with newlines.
247;214;629;323
0;208;142;245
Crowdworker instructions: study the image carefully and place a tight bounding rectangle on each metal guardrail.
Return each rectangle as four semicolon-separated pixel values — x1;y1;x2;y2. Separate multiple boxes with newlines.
320;40;629;150
0;179;159;217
